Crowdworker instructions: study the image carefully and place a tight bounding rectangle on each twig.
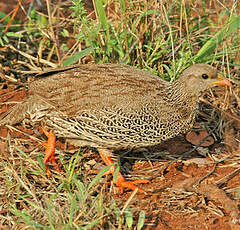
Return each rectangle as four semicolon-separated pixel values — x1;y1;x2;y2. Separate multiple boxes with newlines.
46;0;61;63
4;0;22;33
197;162;218;185
7;45;57;68
216;167;240;188
200;97;240;123
6;125;43;143
0;66;25;86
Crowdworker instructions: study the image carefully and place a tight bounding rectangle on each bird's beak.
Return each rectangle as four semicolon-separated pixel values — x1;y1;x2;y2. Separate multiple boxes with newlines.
211;74;232;87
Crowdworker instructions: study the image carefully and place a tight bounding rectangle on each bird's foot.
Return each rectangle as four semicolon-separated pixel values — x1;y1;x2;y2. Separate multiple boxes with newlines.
41;127;62;176
98;148;150;194
115;173;150;194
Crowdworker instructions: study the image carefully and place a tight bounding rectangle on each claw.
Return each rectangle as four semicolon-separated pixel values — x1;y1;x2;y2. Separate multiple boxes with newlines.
98;148;150;193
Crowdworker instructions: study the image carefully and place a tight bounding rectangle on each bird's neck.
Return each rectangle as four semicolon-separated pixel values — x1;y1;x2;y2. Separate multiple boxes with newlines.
167;80;200;108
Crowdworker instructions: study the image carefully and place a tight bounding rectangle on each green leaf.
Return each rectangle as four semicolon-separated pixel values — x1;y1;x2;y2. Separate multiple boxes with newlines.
125;206;133;228
63;47;93;66
113;164;120;184
112;201;121;225
62;29;70;37
94;0;110;47
83;219;100;230
75;179;87;203
87;163;115;191
69;195;78;227
2;35;9;43
20;196;45;212
5;32;23;38
194;15;240;61
137;210;145;230
132;10;158;33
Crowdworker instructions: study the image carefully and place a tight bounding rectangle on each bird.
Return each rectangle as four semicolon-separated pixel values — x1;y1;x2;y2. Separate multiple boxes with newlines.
0;63;232;193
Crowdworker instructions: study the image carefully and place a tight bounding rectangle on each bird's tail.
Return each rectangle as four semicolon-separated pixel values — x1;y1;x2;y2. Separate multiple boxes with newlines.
0;98;30;127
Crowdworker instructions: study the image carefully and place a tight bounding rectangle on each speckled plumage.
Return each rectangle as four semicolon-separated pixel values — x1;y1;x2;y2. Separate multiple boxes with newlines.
0;63;226;149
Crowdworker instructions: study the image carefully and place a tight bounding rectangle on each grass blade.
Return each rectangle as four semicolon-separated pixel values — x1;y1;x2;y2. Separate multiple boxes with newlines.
87;163;115;191
194;15;240;61
94;0;110;47
125;206;133;228
137;210;146;230
63;47;94;66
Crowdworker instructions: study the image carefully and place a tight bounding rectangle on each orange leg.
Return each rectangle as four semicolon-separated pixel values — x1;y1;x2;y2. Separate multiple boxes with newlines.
41;128;61;176
98;148;150;193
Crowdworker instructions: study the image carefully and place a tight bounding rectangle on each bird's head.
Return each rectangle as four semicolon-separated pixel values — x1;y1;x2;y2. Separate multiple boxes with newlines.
179;64;232;95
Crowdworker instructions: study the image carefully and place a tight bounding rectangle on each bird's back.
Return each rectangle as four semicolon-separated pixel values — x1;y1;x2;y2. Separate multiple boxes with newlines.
29;64;169;115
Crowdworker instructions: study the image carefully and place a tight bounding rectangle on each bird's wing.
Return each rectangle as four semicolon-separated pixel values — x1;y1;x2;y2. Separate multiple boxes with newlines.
30;64;169;117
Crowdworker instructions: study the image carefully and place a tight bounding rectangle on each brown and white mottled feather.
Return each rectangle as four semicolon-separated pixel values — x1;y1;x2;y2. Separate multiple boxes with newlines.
0;63;221;149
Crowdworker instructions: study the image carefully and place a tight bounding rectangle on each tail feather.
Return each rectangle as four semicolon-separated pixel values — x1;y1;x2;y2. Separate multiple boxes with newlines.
0;97;31;127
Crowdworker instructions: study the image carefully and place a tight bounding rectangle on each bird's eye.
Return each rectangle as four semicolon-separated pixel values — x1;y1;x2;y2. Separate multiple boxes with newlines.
202;74;209;79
